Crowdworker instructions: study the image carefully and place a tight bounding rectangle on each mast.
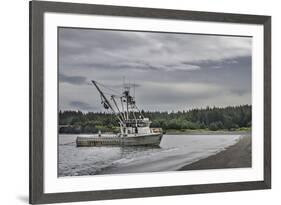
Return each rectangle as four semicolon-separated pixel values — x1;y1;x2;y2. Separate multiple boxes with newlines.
123;85;130;120
132;82;137;125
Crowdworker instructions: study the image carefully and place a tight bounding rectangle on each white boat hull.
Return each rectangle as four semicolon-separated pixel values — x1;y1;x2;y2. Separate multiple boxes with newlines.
76;133;163;147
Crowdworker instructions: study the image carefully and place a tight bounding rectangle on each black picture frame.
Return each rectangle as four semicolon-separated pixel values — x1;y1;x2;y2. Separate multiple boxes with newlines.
29;0;271;204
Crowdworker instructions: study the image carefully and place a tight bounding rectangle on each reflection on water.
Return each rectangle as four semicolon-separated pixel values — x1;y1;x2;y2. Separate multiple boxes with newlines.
58;134;241;176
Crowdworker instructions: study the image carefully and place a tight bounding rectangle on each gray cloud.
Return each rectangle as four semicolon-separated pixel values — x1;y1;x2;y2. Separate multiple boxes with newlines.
69;101;97;111
59;73;87;85
229;89;249;96
58;28;252;112
59;29;251;73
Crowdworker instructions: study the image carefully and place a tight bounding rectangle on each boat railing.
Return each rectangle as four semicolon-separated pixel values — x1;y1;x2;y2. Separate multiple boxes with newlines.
150;128;163;134
124;119;150;123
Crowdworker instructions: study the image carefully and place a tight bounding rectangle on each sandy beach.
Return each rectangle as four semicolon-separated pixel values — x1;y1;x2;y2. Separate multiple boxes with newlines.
179;135;251;171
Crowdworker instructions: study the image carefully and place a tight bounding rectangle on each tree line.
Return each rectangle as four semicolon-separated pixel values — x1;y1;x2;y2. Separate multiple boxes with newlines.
59;105;251;134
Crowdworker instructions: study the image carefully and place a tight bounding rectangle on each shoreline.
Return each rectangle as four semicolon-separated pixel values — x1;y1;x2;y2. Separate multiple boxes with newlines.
59;130;251;136
165;130;251;135
178;135;251;171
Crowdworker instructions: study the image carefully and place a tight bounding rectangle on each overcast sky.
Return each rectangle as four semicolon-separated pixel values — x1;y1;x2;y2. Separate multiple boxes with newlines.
58;27;252;112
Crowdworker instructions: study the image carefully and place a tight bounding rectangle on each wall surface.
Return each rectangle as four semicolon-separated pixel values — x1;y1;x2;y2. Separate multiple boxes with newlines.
0;0;279;204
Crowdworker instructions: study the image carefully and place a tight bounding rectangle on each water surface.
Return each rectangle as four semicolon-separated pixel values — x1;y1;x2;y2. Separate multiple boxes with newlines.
58;134;241;176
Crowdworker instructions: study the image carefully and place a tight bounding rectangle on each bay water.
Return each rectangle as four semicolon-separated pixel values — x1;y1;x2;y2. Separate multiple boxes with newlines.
58;134;241;176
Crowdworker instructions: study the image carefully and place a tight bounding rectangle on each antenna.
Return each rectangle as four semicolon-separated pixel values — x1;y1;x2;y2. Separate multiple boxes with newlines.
133;80;136;98
122;76;125;93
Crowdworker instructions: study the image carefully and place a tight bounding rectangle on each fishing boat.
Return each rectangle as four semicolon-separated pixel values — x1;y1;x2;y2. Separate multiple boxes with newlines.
76;80;163;147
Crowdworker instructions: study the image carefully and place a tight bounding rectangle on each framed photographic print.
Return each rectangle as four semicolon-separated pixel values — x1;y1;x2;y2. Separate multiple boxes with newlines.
29;0;271;204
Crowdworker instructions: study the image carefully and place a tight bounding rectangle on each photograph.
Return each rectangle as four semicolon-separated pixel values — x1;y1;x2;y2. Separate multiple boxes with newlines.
58;27;252;177
28;1;271;203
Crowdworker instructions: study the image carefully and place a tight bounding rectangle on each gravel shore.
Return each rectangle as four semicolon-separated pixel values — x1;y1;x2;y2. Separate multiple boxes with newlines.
179;135;251;171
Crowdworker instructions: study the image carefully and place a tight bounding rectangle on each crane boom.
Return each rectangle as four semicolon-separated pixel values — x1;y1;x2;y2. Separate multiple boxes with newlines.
91;80;123;124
